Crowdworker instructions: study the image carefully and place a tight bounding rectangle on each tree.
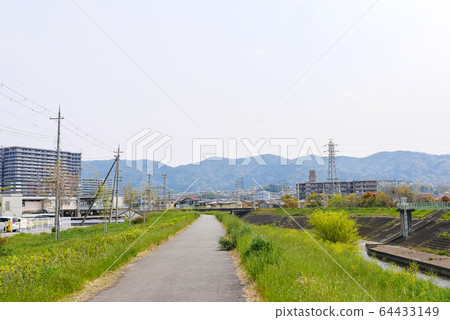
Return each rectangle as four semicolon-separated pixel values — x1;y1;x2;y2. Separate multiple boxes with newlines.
41;164;80;211
375;191;395;207
441;196;450;203
360;192;377;207
305;192;325;208
41;163;80;239
122;183;139;227
328;194;344;207
343;193;361;208
140;184;158;222
384;185;414;203
281;194;299;208
413;192;436;203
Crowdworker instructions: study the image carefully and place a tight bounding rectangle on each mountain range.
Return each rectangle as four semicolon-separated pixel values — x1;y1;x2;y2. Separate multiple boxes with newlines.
81;151;450;192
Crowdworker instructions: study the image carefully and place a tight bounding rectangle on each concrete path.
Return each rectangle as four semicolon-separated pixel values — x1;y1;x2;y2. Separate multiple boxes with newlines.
91;215;245;302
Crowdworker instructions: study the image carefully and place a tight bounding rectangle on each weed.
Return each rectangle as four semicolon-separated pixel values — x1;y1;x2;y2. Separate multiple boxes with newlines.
218;236;235;251
244;236;272;257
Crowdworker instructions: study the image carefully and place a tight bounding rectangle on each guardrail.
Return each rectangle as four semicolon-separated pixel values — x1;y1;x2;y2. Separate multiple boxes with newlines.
20;217;71;233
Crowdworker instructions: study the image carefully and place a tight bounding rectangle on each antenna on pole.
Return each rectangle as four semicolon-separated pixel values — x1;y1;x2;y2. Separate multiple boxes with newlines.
324;139;340;196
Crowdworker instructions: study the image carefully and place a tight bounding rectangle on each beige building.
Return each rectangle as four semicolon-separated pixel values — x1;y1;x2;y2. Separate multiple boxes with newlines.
0;194;22;218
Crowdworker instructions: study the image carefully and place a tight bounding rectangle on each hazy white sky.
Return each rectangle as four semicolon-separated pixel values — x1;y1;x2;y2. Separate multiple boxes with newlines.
0;0;449;165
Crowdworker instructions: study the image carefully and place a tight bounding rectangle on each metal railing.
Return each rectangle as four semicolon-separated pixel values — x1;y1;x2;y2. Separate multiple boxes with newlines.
397;202;450;210
19;217;72;233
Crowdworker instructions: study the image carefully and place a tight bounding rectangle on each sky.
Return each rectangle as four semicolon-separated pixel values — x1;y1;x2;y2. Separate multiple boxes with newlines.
0;0;449;166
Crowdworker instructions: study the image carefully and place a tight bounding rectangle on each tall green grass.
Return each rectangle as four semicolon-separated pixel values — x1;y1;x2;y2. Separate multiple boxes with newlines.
0;211;198;301
215;212;450;302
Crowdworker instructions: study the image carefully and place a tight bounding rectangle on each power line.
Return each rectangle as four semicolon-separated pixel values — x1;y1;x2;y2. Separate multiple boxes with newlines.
0;82;56;116
0;68;116;147
0;124;54;138
0;83;115;152
72;0;199;126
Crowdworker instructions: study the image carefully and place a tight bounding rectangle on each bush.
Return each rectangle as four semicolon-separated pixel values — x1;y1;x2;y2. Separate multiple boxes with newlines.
218;236;235;251
309;209;359;243
244;236;272;257
132;217;144;224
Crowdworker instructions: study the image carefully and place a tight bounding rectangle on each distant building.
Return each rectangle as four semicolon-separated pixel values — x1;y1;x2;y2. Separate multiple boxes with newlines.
259;200;282;208
81;178;114;197
256;191;280;201
175;196;204;208
296;170;378;200
0;146;81;196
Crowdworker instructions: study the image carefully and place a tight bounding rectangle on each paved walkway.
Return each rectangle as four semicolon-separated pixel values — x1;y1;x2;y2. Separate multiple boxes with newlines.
91;215;244;302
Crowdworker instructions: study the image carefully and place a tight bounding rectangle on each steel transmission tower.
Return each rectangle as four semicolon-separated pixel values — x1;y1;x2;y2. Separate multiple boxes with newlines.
235;177;243;201
325;139;341;195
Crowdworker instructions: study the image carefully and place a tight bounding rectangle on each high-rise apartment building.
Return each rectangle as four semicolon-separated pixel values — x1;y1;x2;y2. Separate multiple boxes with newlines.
0;146;81;196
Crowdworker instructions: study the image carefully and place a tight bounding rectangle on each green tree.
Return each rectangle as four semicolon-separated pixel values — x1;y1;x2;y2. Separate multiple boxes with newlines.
305;192;325;208
328;194;344;207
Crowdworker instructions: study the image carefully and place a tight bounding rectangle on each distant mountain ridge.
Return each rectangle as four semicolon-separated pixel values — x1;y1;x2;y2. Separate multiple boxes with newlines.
82;151;450;192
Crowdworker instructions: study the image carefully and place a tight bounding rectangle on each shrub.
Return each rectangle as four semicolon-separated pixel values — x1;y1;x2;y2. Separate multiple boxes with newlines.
309;209;359;243
218;236;235;251
244;236;272;257
132;217;144;224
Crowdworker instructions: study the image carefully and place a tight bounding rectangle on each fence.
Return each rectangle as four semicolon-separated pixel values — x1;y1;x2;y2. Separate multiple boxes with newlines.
398;202;450;210
19;217;72;233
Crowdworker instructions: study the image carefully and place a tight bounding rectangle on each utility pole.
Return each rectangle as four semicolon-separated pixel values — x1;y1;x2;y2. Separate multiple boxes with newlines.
280;180;287;197
50;106;63;240
252;179;256;210
146;173;151;223
114;145;121;223
162;173;167;208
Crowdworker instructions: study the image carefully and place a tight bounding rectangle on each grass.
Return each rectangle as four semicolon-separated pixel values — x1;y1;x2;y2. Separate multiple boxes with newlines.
215;212;450;302
439;232;450;239
252;207;436;219
0;211;199;302
413;247;448;256
441;211;450;221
